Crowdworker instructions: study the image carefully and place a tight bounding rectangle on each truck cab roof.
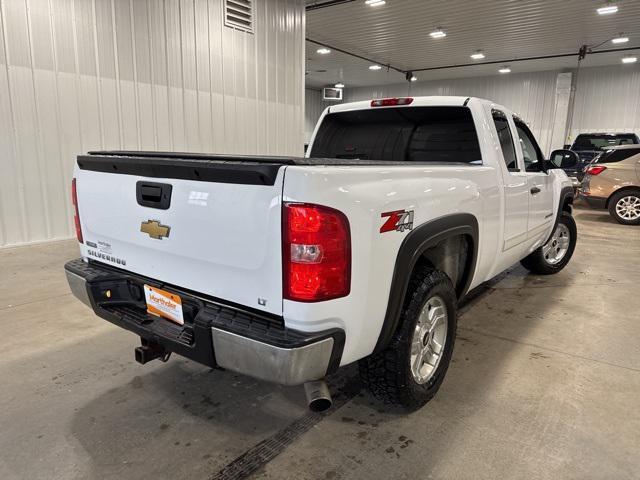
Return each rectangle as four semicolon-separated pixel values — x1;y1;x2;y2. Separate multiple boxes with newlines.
324;95;518;122
575;132;636;136
328;95;470;113
327;95;511;111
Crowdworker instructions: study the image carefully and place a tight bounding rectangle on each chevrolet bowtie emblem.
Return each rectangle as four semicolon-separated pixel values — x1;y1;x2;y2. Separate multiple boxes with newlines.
140;220;171;240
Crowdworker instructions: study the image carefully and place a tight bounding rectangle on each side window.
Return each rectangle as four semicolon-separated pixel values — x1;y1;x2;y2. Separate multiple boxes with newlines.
492;109;518;172
514;119;544;172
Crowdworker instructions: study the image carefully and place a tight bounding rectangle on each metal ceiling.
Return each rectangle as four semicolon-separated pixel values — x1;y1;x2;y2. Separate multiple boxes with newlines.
305;0;640;87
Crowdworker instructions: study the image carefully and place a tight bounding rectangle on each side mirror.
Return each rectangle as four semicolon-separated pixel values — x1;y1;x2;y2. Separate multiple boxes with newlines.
548;149;579;169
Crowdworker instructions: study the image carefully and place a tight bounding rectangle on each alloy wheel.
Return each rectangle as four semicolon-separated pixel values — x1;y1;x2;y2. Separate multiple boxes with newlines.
410;295;448;384
615;195;640;221
542;223;570;265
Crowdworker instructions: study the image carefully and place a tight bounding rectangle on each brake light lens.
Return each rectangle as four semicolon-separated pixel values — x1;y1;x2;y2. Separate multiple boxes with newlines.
283;203;351;302
371;97;414;107
586;165;607;176
71;178;83;244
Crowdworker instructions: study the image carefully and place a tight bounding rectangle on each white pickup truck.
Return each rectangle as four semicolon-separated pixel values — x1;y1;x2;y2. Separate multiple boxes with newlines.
65;96;576;411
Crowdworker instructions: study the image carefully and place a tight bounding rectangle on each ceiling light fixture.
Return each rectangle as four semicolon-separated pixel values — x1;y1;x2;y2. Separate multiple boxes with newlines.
410;75;418;82
622;56;637;64
335;82;345;88
316;47;331;54
365;0;386;5
369;64;382;70
597;3;618;14
612;35;629;44
470;50;485;60
429;28;446;39
498;66;511;74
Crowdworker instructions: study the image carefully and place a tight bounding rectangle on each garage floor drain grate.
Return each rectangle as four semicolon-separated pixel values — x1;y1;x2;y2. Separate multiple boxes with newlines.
209;375;359;480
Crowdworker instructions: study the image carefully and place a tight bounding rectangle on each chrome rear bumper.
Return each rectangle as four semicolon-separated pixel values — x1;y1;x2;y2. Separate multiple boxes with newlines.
212;328;334;385
64;258;343;386
65;270;92;307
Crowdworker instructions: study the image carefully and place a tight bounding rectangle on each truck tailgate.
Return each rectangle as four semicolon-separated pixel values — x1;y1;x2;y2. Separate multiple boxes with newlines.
74;152;287;315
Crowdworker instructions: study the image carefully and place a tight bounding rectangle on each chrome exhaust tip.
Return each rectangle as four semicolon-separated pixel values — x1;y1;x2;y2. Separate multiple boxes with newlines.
304;380;332;412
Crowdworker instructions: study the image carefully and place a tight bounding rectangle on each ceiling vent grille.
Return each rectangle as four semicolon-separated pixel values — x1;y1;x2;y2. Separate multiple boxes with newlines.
224;0;254;33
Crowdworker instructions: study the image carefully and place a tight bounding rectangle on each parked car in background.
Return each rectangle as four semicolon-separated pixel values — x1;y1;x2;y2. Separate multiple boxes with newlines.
569;133;640;181
579;145;640;225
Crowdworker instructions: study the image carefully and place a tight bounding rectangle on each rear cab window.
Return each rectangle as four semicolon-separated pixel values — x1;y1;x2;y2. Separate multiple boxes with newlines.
310;106;482;164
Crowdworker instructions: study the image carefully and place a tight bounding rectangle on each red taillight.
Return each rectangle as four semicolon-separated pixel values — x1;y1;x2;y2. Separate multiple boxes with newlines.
283;203;351;302
371;97;414;107
71;178;83;244
586;165;607;176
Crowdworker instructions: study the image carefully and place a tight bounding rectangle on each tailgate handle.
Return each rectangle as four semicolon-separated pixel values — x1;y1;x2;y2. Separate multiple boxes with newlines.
136;181;172;210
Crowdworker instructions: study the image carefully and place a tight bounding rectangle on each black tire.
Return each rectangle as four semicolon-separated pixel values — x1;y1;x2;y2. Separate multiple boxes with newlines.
520;212;577;274
608;189;640;225
359;267;457;411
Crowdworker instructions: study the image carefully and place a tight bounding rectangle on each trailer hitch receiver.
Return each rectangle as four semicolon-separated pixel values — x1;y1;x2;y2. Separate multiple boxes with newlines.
135;338;171;364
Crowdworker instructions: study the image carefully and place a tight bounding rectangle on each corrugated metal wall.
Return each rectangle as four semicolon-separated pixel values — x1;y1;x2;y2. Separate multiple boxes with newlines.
0;0;305;247
304;87;325;143
569;65;640;141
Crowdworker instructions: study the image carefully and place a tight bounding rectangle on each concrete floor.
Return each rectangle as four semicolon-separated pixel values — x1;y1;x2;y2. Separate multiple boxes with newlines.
1;206;639;480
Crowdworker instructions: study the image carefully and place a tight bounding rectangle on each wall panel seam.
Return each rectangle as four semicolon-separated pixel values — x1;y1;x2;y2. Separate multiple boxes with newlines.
0;0;28;243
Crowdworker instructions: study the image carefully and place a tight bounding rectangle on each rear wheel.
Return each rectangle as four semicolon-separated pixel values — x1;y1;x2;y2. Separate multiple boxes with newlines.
521;212;576;274
359;267;457;410
608;190;640;225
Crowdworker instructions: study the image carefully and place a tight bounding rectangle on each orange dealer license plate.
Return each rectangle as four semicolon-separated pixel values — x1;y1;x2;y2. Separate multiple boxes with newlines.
143;285;184;325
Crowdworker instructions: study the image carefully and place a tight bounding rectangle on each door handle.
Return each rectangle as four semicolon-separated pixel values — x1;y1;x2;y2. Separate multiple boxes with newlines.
530;186;541;195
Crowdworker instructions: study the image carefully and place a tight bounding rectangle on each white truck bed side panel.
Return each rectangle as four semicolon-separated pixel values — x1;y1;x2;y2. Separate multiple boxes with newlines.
282;164;498;365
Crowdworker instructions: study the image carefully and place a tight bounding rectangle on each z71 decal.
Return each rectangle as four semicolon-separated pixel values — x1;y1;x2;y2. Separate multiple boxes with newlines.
380;209;414;233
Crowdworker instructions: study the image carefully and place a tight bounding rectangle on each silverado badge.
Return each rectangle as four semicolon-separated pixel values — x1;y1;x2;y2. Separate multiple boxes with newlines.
140;220;171;240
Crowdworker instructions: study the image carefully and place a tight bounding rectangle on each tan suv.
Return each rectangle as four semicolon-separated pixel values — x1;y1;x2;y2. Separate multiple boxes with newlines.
579;145;640;225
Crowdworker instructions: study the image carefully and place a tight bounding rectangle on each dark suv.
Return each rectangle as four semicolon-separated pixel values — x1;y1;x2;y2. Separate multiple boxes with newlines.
569;133;640;180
